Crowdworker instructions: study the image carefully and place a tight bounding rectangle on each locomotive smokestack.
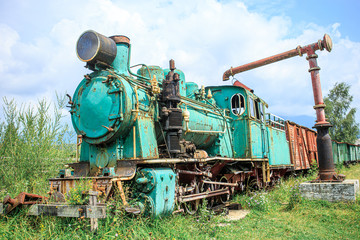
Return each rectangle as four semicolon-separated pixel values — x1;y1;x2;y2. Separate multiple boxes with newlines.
109;35;131;75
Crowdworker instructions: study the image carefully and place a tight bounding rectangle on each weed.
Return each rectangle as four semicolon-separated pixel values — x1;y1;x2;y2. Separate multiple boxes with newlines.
285;182;302;211
308;159;319;177
235;191;270;212
64;179;92;205
336;161;344;171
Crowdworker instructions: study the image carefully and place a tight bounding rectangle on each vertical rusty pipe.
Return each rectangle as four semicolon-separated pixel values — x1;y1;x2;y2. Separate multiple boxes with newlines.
299;35;339;181
308;54;327;124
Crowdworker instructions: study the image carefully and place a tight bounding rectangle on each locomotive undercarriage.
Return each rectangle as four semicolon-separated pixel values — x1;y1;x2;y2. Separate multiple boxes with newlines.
2;157;291;217
36;157;290;217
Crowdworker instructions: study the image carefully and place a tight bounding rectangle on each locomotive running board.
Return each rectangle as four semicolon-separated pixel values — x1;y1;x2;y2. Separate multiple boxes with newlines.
136;157;268;164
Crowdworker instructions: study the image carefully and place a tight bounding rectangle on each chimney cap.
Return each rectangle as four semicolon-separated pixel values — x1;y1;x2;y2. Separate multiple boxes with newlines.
109;35;130;45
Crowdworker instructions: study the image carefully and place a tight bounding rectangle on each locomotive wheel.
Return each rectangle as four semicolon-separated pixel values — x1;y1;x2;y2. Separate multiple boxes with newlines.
212;176;230;204
218;176;230;204
247;178;260;192
183;181;200;215
200;178;215;208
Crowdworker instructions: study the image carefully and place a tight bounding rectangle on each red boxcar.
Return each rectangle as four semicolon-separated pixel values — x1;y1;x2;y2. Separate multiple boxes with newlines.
285;121;318;170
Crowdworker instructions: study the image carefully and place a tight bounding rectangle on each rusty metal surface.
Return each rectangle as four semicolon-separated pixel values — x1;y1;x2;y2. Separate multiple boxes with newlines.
222;34;332;81
286;121;318;170
115;160;137;178
233;80;252;91
109;35;130;45
178;169;212;178
223;48;298;81
68;162;90;177
49;176;113;201
2;192;47;214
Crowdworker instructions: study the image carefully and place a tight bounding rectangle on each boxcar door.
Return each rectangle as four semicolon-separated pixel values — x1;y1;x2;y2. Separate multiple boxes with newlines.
249;97;268;158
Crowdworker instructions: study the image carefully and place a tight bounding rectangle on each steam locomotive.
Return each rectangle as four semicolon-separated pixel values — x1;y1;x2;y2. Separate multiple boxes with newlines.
6;30;358;218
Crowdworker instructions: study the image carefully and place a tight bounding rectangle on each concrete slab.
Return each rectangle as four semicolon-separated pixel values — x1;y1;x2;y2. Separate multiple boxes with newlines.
300;179;359;202
225;209;250;221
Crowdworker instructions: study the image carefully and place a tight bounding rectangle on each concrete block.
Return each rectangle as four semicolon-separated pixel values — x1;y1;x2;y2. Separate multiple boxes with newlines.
300;179;359;202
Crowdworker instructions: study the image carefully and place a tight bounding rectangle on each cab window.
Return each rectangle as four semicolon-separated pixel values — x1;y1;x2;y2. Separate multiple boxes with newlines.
231;93;245;116
250;97;264;122
249;98;255;118
259;102;264;121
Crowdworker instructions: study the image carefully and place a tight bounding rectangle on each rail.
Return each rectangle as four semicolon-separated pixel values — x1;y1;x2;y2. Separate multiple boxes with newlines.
266;113;285;130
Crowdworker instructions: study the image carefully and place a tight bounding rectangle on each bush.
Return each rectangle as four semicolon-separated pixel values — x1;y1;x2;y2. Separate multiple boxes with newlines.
0;94;75;197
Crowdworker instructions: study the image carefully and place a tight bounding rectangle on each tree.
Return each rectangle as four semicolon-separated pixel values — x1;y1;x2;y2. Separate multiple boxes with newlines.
324;82;360;144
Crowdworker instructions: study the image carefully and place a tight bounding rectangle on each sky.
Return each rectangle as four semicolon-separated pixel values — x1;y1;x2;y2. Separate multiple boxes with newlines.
0;0;359;129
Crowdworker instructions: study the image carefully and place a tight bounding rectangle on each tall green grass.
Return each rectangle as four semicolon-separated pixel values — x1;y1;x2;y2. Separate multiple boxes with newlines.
0;94;75;198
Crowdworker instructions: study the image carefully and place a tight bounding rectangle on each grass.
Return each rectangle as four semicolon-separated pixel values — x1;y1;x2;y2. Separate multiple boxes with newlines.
0;164;359;239
0;97;359;239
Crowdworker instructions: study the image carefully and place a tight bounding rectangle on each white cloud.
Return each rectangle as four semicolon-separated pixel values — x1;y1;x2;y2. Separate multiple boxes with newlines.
0;24;19;73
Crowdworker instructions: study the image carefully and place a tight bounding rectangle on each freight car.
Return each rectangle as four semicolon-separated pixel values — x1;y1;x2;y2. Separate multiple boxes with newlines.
2;30;358;218
285;121;318;171
332;140;360;166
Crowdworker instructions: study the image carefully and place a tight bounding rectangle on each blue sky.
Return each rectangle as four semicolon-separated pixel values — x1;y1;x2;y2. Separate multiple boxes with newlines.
0;0;359;129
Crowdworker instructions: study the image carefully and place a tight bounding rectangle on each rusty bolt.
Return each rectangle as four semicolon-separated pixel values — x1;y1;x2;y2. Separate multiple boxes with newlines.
84;74;91;80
